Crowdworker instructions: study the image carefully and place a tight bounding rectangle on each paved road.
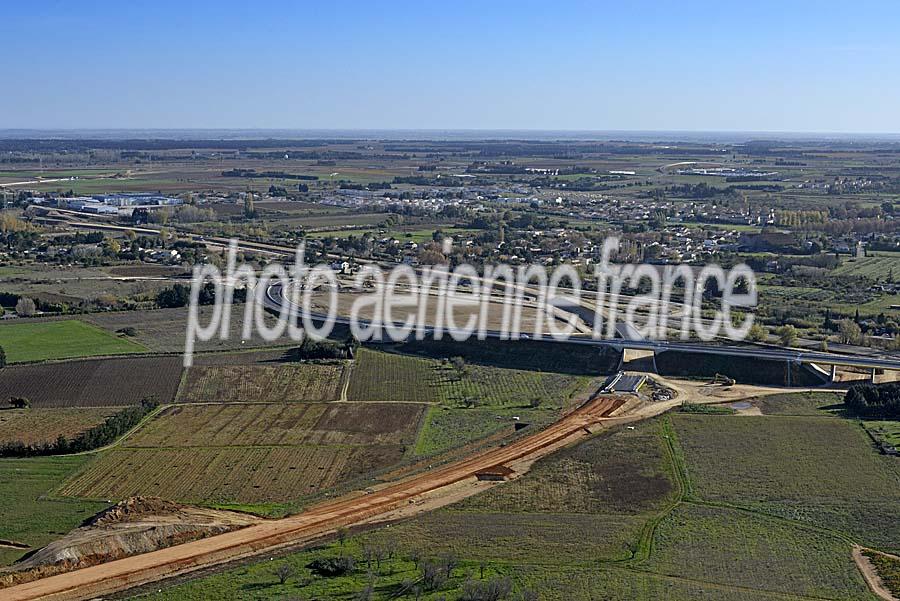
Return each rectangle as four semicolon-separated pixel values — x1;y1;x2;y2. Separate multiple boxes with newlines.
264;283;900;373
40;208;900;373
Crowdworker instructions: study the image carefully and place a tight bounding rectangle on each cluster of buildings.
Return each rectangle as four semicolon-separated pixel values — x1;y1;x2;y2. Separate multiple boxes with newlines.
32;193;182;215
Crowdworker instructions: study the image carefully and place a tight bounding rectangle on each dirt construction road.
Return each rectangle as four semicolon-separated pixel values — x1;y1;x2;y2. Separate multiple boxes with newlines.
4;396;624;601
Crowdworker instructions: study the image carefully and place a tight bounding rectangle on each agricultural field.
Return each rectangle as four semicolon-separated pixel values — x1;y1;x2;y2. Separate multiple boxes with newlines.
104;264;188;278
457;419;676;515
347;348;588;407
177;363;345;403
0;356;183;407
0;408;118;446
0;263;176;306
133;542;825;601
59;402;425;507
671;414;900;551
59;445;406;505
0;456;109;566
127;402;424;448
863;550;900;598
831;253;900;280
0;320;145;363
345;348;470;402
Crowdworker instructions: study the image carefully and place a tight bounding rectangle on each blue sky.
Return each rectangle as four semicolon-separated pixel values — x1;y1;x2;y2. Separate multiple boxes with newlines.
2;0;899;132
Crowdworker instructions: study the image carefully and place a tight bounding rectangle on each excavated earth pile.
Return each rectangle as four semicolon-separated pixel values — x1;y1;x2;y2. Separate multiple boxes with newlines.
0;497;260;589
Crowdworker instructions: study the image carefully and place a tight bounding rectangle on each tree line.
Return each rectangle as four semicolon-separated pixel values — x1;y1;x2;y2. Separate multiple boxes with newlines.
845;382;900;419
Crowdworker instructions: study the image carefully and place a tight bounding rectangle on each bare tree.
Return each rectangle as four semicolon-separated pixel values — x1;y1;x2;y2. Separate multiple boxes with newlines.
274;563;293;585
441;552;459;579
459;576;513;601
421;559;446;591
409;548;422;570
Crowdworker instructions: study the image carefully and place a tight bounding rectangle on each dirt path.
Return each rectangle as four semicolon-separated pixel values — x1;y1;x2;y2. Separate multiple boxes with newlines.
853;545;899;601
3;397;626;601
2;378;822;600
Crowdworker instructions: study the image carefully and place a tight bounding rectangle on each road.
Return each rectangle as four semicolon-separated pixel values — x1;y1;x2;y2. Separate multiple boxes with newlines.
3;396;624;601
35;207;900;373
264;283;900;373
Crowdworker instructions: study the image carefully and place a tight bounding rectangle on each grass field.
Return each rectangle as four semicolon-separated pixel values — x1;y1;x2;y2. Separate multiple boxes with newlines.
59;402;425;507
863;550;900;598
0;456;108;566
414;406;522;457
753;390;845;416
643;503;873;600
456;419;676;515
0;407;118;445
0;320;145;363
132;541;827;601
85;307;300;353
672;413;900;551
0;357;183;407
177;363;345;403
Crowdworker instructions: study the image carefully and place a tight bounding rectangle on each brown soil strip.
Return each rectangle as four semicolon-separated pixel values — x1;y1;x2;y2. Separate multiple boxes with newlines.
2;397;623;601
853;545;899;601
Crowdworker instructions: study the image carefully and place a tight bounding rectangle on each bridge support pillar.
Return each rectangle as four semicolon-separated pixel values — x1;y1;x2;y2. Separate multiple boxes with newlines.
870;367;877;383
830;364;837;383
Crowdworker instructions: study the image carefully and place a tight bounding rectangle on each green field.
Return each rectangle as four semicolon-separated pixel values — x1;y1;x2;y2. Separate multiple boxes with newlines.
672;414;900;551
0;319;146;363
177;363;346;403
349;348;589;457
863;420;900;447
643;503;872;600
831;253;900;279
413;405;552;458
0;456;109;566
754;390;845;416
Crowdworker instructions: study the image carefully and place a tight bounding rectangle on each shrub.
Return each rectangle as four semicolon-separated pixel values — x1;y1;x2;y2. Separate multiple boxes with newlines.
459;576;513;601
307;556;355;577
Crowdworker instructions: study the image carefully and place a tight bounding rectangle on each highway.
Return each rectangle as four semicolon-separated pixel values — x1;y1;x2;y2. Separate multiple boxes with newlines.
264;282;900;373
35;207;900;374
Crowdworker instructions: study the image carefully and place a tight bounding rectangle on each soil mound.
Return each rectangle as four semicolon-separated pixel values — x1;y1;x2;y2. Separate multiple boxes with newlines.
0;497;260;589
